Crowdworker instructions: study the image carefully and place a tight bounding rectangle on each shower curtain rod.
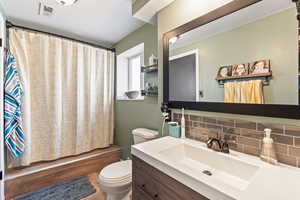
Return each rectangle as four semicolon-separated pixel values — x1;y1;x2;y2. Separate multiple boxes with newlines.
6;21;116;52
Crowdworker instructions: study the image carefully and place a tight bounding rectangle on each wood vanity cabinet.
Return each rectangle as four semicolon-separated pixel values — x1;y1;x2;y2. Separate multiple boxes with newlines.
132;156;209;200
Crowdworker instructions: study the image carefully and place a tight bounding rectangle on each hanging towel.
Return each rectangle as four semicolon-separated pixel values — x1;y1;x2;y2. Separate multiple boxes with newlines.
224;80;264;104
241;80;264;104
4;52;25;157
224;81;240;103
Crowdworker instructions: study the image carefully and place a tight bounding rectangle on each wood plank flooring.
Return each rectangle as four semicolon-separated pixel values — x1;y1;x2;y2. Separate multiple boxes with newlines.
6;172;107;200
82;173;107;200
5;146;121;200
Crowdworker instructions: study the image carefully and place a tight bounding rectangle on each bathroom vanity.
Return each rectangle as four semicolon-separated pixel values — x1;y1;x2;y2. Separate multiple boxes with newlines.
132;155;208;200
131;137;300;200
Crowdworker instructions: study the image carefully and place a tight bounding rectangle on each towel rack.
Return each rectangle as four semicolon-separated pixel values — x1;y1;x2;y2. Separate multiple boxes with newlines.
216;72;272;86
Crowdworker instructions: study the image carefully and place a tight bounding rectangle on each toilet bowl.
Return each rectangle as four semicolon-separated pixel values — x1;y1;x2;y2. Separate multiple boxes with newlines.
99;160;132;200
98;128;158;200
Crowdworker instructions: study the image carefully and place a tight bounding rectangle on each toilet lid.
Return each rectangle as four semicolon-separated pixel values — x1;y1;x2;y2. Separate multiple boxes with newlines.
132;128;158;139
100;160;132;183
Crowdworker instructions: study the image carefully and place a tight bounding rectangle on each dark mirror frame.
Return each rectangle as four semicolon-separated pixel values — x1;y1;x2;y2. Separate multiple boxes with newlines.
163;0;300;119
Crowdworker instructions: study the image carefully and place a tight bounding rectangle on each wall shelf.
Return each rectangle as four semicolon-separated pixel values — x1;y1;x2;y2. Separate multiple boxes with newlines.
141;90;158;97
215;72;273;86
215;72;272;81
141;64;158;73
141;57;158;98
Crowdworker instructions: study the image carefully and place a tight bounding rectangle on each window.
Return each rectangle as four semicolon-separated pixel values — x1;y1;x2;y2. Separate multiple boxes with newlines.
117;43;144;100
129;55;142;91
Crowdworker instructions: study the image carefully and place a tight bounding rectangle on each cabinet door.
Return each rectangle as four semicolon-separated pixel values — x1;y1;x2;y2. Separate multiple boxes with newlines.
133;186;153;200
134;170;184;200
133;156;209;200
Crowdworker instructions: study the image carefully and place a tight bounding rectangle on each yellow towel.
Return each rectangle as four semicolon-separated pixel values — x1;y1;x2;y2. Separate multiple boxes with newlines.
224;80;264;104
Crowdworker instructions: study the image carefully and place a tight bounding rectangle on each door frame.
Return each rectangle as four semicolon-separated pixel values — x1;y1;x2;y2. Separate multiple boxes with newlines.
169;49;200;101
0;10;6;200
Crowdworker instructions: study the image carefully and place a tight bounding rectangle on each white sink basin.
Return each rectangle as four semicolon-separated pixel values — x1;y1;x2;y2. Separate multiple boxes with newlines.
132;136;300;200
158;144;259;191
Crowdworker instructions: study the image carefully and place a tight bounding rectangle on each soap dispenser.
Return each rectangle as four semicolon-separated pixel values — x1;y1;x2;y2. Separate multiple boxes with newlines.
149;54;157;65
260;128;278;165
181;108;186;139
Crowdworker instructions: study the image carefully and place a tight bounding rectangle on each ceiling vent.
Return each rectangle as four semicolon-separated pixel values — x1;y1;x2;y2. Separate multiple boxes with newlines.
56;0;78;6
38;2;54;17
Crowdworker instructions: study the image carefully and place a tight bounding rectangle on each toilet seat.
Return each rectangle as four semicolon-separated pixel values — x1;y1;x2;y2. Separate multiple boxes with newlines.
98;128;157;200
99;160;132;185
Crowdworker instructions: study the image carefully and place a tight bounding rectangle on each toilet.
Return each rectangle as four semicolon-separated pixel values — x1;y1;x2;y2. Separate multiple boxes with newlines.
98;128;158;200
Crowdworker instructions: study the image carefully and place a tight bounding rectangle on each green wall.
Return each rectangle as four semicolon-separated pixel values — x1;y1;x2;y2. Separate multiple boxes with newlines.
114;0;300;159
157;0;300;126
170;8;298;105
114;24;160;159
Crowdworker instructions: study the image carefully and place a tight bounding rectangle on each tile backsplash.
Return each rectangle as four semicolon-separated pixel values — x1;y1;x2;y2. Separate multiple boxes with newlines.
173;113;300;168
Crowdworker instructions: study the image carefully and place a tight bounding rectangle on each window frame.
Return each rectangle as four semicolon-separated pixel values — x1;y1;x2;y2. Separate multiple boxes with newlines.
128;53;143;92
116;43;145;101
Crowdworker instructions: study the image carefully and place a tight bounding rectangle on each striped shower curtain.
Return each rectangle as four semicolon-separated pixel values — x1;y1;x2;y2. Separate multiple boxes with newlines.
8;28;115;167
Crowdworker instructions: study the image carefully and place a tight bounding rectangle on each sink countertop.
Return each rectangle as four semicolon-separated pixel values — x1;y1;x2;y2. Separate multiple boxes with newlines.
131;136;300;200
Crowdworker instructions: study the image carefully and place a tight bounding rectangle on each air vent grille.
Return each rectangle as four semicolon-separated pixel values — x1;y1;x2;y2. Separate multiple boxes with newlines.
38;2;54;17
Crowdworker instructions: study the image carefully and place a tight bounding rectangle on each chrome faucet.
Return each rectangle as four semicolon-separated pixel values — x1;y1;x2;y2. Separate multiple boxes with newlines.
206;136;230;153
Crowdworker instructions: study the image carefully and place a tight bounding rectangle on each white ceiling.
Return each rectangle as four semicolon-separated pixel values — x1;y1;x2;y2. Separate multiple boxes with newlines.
0;0;146;47
171;0;296;50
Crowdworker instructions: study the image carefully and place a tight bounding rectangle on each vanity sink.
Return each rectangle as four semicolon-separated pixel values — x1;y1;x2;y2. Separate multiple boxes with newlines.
158;143;259;191
132;136;300;200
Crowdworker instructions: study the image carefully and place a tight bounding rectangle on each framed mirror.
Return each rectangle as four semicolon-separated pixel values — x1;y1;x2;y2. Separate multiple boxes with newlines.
163;0;300;119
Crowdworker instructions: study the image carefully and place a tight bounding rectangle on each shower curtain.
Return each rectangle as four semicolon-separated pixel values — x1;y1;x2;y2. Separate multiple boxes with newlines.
8;28;115;167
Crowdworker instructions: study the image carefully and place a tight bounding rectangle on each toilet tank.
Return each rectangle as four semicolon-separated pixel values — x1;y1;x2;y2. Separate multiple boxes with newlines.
132;128;158;144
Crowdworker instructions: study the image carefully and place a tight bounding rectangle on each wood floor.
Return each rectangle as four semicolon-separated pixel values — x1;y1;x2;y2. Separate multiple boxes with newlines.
5;146;121;200
82;173;107;200
5;172;107;200
7;173;128;200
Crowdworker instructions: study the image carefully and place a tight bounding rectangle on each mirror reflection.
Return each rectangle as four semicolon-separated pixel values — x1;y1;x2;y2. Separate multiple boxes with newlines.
168;0;298;105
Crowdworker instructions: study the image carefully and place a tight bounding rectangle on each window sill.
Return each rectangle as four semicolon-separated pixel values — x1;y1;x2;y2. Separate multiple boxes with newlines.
117;97;145;101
